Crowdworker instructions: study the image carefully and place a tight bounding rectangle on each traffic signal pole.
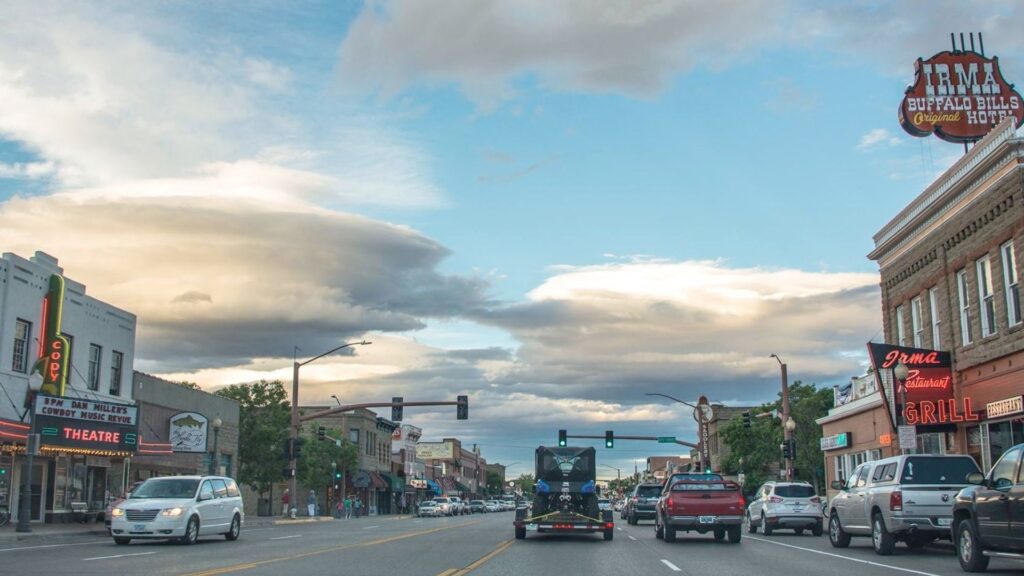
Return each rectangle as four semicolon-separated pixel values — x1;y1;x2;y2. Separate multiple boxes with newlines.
564;433;698;449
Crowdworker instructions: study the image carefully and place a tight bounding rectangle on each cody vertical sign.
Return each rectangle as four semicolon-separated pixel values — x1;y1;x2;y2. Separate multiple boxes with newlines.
38;274;70;397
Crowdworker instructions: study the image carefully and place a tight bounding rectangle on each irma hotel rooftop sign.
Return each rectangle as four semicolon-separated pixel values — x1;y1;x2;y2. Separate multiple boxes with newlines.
900;44;1024;143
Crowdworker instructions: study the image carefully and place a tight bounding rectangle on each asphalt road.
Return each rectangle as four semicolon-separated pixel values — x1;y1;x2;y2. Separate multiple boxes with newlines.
1;513;1021;576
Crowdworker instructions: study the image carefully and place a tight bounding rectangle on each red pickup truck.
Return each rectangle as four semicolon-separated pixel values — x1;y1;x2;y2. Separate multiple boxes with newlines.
655;477;746;543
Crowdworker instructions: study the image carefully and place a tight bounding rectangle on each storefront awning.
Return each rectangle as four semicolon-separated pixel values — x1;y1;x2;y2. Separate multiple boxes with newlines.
426;479;441;495
379;472;404;492
369;471;388;490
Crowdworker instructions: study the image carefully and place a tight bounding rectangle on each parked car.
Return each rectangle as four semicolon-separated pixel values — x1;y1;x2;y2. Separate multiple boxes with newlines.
828;454;981;555
417;500;441;517
655;476;746;543
469;500;487;514
746;481;823;536
104;481;145;533
625;483;663;525
952;443;1024;572
448;496;466;515
432;497;454;516
484;500;501;513
109;475;243;545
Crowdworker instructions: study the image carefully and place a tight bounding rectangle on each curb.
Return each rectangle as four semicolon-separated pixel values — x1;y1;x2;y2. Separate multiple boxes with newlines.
271;517;336;525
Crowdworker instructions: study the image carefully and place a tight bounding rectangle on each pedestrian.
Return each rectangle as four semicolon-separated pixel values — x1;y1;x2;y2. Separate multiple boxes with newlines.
282;488;290;516
307;489;317;517
399;494;407;515
354;497;362;518
344;495;352;519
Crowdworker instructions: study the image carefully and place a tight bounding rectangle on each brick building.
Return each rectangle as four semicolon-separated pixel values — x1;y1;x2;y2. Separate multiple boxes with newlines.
859;117;1024;474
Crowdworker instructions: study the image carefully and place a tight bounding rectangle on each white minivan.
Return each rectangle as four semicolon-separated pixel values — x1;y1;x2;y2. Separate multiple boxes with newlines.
109;475;244;545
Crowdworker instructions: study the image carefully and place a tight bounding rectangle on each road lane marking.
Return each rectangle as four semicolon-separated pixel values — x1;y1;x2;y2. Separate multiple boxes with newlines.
270;535;302;540
745;536;943;576
660;559;682;572
628;535;637;541
436;570;458;576
451;539;514;576
362;525;380;530
182;520;482;576
0;540;109;553
84;551;157;561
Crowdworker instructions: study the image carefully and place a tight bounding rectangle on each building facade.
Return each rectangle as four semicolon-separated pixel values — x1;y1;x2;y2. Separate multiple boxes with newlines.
868;118;1024;474
817;371;889;501
0;251;137;524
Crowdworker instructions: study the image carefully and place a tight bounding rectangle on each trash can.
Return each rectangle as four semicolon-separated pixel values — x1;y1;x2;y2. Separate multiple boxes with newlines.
257;497;271;517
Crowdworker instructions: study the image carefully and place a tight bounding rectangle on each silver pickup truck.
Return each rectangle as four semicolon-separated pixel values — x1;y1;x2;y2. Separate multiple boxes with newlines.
828;454;981;555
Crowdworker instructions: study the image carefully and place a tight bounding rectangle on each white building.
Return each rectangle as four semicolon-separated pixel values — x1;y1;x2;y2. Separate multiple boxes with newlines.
0;251;137;523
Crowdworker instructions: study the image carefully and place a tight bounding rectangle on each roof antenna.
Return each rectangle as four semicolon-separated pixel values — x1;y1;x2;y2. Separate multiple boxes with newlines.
950;32;956;52
960;33;966;53
970;33;976;53
979;33;985;57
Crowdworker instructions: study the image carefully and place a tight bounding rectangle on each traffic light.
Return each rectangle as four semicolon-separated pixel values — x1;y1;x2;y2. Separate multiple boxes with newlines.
317;425;326;441
334;470;342;481
742;412;751;428
294;437;305;460
605;430;614;449
282;438;293;460
788;438;797;458
781;440;795;459
558;429;567;447
457;395;468;420
392;397;403;422
281;467;294;479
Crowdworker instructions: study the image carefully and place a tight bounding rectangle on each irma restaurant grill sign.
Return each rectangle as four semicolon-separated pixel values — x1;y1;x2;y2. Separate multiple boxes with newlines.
899;48;1024;143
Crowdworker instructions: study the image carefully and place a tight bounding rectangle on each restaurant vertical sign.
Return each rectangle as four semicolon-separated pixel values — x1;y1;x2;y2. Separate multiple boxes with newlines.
867;343;978;431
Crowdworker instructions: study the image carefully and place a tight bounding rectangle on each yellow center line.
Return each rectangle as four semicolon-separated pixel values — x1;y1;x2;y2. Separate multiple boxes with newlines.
436;569;459;576
183;520;481;576
451;539;515;576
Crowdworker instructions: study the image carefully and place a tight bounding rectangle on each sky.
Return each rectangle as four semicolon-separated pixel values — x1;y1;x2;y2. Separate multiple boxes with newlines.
1;0;1021;479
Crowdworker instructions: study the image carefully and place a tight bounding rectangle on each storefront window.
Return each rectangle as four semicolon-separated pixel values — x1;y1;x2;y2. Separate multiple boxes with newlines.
68;457;87;506
987;418;1024;470
52;456;70;512
917;433;946;455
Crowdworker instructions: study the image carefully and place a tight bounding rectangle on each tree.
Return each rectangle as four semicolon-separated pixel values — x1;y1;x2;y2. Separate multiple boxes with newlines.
296;425;358;498
721;381;834;493
175;381;201;390
513;473;534;495
215;380;290;500
486;470;503;496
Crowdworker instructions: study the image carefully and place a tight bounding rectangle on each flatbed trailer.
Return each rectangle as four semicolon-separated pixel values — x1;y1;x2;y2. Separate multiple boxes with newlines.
514;508;614;540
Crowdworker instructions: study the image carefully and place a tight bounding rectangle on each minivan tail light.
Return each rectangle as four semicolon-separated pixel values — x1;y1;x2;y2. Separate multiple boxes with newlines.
889;490;903;512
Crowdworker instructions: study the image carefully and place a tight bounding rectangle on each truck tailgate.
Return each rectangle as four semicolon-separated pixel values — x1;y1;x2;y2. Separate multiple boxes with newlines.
902;486;963;524
665;482;745;516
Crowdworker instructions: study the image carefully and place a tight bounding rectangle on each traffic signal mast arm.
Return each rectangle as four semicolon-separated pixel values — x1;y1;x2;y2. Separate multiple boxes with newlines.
563;433;698;449
299;400;463;423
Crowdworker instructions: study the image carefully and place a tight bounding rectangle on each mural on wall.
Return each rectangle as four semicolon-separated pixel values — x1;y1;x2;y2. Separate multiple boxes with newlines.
169;412;208;453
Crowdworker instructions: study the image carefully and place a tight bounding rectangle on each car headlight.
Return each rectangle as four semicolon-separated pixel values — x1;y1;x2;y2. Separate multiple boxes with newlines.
160;507;185;517
111;507;125;517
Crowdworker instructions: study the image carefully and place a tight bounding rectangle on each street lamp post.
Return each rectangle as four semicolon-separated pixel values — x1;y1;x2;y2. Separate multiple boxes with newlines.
16;373;43;533
211;417;223;475
770;354;794;481
289;340;371;515
645;392;712;472
893;362;910;454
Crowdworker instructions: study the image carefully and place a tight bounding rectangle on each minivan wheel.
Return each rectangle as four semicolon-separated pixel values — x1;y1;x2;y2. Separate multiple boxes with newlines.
957;519;989;572
225;514;240;541
181;516;199;545
829;513;850;548
871;514;895;556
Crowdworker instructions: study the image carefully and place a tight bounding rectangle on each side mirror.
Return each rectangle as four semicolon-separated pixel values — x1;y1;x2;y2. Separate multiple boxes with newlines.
198;492;213;502
830;480;844;491
966;472;985;486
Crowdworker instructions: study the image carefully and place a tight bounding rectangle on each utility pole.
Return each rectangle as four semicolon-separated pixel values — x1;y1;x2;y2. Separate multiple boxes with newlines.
772;354;794;482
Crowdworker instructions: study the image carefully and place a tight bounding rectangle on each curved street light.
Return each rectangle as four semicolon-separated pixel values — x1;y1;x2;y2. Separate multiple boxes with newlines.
289;340;372;515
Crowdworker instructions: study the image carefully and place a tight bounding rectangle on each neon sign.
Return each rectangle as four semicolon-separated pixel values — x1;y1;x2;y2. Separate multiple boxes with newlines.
63;427;121;443
37;275;70;397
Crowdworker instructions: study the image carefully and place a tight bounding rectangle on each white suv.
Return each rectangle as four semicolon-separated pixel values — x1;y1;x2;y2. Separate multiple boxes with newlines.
110;475;244;545
747;481;823;536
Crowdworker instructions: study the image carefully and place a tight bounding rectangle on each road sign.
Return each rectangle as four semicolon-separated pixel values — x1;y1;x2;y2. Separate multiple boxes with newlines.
657;436;676;443
898;425;917;449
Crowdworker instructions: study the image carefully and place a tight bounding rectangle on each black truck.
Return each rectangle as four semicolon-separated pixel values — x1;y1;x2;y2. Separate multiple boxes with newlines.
952;442;1024;572
514;446;614;541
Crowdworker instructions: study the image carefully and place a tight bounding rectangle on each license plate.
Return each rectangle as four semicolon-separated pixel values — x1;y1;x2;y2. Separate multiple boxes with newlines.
938;518;951;527
133;524;146;531
527;524;538;531
699;516;715;524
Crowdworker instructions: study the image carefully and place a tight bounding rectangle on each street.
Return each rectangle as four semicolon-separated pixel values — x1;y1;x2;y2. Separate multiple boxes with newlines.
2;514;1020;576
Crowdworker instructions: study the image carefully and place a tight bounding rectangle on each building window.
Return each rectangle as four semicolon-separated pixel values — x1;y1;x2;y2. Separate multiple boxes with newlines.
87;344;102;391
977;256;997;337
834;454;848;483
12;319;31;373
1002;241;1021;327
929;287;941;350
957;270;973;345
895;305;906;345
349;428;359;444
911;297;924;348
109;350;123;396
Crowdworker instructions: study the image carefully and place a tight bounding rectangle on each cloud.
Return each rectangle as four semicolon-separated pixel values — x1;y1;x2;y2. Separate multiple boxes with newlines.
0;170;491;371
0;161;56;180
858;128;902;151
338;0;784;107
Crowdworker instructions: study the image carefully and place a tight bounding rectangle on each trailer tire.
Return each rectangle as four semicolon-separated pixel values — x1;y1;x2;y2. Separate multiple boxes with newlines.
664;524;676;542
604;528;613;541
515;526;526;540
